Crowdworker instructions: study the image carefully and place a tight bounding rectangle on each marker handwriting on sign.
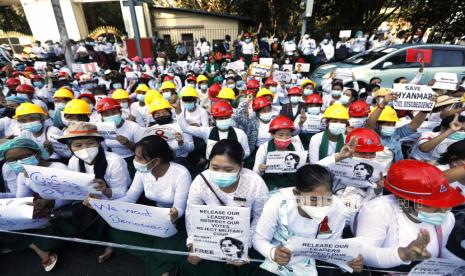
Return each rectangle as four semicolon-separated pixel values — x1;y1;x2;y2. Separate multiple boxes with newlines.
29;172;82;189
108;215;171;234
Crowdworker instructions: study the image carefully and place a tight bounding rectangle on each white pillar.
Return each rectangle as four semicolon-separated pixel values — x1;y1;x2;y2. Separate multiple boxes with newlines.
119;0;150;38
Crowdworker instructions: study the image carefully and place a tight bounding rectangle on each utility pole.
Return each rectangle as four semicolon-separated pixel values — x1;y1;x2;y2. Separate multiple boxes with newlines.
51;0;74;72
301;0;314;36
128;0;143;58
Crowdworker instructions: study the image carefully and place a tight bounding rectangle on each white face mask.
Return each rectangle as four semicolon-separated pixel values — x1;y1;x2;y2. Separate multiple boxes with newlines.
300;205;330;224
349;117;367;128
73;146;99;164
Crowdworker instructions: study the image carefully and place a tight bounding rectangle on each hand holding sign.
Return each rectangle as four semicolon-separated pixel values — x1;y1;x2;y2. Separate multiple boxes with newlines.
273;246;292;266
449;114;462;132
347;255;364;273
299;109;307;126
398;228;432;262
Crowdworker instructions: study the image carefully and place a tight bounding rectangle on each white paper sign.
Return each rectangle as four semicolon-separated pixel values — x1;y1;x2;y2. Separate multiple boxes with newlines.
432;72;458;90
94;122;117;139
392;84;435;111
82;62;100;73
286;238;361;272
177;61;188;68
249;64;272;78
226;60;245;73
301;114;326;133
295;63;310;73
0;197;48;230
328;158;385;188
90;198;177;238
408;258;465;276
273;70;292;83
125;71;141;80
19;75;32;85
265;151;307;173
95;95;106;104
71;63;83;73
142;125;176;142
259;58;273;66
339;30;352;38
34;61;47;71
23;165;98;200
282;64;294;72
335;68;352;82
190;205;250;262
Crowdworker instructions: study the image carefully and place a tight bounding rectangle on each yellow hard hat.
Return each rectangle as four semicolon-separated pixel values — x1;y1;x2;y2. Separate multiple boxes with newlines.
14;103;47;118
135;84;150;94
111;89;129;100
323;104;349;120
63;99;92;115
460;94;465;103
301;79;316;88
148;98;172;113
256;88;274;98
181;87;198;98
374;88;391;98
197;74;208;83
53;87;74;99
377;106;399;122
216;87;236;100
160;81;176;91
144;89;163;106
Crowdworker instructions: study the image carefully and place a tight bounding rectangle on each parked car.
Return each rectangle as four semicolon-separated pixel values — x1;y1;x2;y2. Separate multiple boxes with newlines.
310;44;465;89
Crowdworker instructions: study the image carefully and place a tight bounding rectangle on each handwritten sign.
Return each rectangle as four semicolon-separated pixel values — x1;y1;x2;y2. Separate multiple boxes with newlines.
286;238;361;272
90;198;177;238
408;258;465;276
143;125;176;141
249;64;272;78
335;68;352;82
432;72;458;91
265;151;307;173
273;70;292;83
328;158;385;189
259;58;273;66
23;165;99;200
226;60;245;73
0;197;48;230
339;30;352;38
94;122;117;139
406;48;432;63
190;204;250;262
392;84;435;111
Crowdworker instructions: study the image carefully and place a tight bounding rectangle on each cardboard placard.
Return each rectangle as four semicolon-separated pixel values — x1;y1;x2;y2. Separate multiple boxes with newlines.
0;197;48;230
408;258;465;276
34;61;47;71
294;63;310;73
339;30;352;38
392;84;435;111
282;64;294;72
272;70;292;83
265;151;307;173
248;64;272;78
226;60;245;73
406;48;432;63
328;158;385;189
335;68;352;81
125;71;141;80
431;72;458;91
259;58;273;66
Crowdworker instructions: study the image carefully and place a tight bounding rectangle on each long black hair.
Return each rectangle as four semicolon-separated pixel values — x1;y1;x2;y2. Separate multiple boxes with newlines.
438;140;465;165
295;164;333;192
135;135;174;163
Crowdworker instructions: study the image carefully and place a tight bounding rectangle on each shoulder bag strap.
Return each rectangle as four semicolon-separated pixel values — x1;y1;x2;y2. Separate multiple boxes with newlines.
199;173;226;206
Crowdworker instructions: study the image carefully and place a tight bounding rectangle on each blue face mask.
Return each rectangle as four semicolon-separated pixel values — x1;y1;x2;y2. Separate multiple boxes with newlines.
303;89;313;96
380;126;396;137
449;131;465;141
339;95;350;104
216;118;233;130
20;121;43;133
133;159;153;173
307;107;320;115
7;155;39;174
113;83;122;89
259;112;273;122
136;94;145;102
103;114;122;126
184;102;196;111
209;170;239;188
55;102;66;110
33;81;44;89
416;211;447;226
17;93;29;100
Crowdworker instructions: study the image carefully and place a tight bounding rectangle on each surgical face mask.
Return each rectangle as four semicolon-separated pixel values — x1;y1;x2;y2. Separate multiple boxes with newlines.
328;122;346;136
269;86;277;93
216;118;233;130
274;137;292;149
133;159;154;173
449;131;465;141
33;81;44;89
121;102;129;109
113;83;122;89
331;90;341;98
227;83;236;89
73;146;99;164
187;82;195;88
168;72;174;77
103;114;122;126
303;89;313;96
285;59;290;64
380;125;396;137
55;102;66;110
300;205;330;224
209;170;239;188
17;93;29;100
259;112;273;122
184;102;196;111
136;94;145;102
290;96;300;104
349;117;367;128
416;210;447;226
307;107;320;115
245;38;251;43
339;94;350;104
200;84;208;91
7;155;39;174
162;92;171;100
20;121;43;133
322;39;329;45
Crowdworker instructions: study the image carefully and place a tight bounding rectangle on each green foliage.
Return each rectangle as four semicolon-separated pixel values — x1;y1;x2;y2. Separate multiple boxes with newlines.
0;4;31;34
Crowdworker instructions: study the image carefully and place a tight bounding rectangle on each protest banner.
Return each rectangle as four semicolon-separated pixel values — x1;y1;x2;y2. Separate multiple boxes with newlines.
190;205;250;262
406;48;432;63
295;63;310;73
23;165;99;200
286;238;361;272
432;72;458;91
408;258;465;276
265;151;307;173
71;63;84;73
273;70;292;83
34;61;47;71
0;197;49;230
82;62;99;73
249;64;272;78
339;30;352;38
301;114;326;133
335;68;353;82
259;58;273;66
90;198;177;238
94;122;117;139
125;71;142;80
143;125;176;142
328;158;385;189
282;64;294;72
226;60;245;73
392;84;435;111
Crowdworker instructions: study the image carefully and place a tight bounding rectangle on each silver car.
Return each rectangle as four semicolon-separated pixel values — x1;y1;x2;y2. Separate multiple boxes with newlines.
310;44;465;89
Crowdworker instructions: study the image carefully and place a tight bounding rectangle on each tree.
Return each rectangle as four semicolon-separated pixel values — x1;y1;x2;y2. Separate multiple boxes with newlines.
0;4;31;34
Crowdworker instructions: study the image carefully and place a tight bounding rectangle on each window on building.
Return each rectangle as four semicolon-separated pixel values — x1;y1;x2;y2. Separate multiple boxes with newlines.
182;33;194;55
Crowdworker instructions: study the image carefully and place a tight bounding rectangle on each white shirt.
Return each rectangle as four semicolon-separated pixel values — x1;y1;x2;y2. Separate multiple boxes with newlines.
180;106;209;127
20;125;64;160
253;137;305;174
68;151;130;199
240;41;255;55
130;102;150;127
103;119;144;158
0;117;21;138
119;162;191;218
309;131;345;164
437;164;465;196
185;168;269;245
351;37;367;53
298;38;317;55
256;121;272;147
410;131;456;161
0;164;19;198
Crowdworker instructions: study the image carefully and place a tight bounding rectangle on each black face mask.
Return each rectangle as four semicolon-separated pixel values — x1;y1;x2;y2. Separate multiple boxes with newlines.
4;107;16;118
154;115;173;125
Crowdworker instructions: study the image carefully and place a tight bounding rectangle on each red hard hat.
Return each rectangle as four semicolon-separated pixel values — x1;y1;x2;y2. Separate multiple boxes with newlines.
349;100;371;117
140;73;151;79
265;78;277;86
12;71;24;78
385;160;465;208
225;53;231;59
304;94;323;104
186;75;197;82
96;97;121;113
208;83;222;100
211;101;233;117
16;84;35;94
6;78;20;88
288;87;303;96
30;74;43;81
246;79;260;90
24;66;36;73
252;55;259;62
296;58;305;63
123;67;132;73
163;75;174;82
269;115;295;133
345;128;384;153
243;32;251;38
252;96;271;111
245;89;256;96
78;93;96;105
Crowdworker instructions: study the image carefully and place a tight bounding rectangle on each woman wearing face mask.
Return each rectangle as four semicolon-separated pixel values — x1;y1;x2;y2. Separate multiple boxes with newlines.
352;160;465;270
177;100;250;160
437;139;465;196
253;164;364;275
322;83;344;110
294;94;325;151
129;83;150;127
347;100;370;131
160;80;178;104
340;88;357;107
254;115;304;190
77;93;101;123
185;74;197;88
110;135;191;276
31;74;51;103
238;32;256;66
300;79;316;97
96;98;143;179
309;104;349;164
182;139;269;275
279;87;305;121
367;92;430;161
111;88;132;120
0;138;75;272
0;96;25;138
15;83;49;112
196;74;210;110
180;87;209;127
